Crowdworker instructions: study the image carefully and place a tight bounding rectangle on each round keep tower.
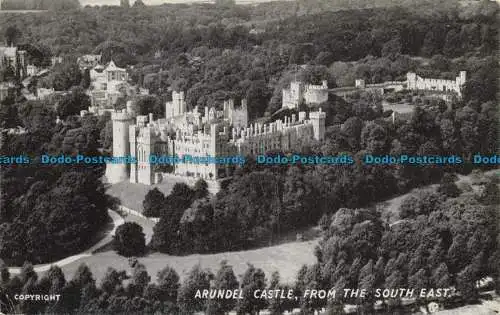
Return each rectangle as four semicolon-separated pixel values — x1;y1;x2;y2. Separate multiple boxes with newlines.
105;109;135;184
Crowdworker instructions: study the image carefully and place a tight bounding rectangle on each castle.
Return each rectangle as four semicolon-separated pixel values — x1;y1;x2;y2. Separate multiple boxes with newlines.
331;71;467;100
282;80;329;110
106;91;326;185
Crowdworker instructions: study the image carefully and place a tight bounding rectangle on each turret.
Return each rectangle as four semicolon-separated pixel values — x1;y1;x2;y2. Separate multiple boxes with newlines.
355;79;365;89
166;91;187;118
457;71;467;86
309;108;326;141
105;110;134;183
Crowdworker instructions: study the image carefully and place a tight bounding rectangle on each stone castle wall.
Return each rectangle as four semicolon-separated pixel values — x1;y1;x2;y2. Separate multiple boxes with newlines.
106;91;326;186
282;80;329;110
406;71;466;96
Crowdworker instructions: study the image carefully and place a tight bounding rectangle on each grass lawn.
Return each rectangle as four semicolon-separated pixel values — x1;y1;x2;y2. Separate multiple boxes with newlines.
58;239;318;286
106;179;179;212
435;297;500;315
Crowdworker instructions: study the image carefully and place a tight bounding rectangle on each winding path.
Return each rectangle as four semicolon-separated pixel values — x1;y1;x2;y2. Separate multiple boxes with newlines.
7;209;124;274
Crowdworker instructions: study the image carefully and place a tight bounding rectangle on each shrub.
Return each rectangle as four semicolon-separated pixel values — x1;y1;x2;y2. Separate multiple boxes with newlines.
113;222;146;257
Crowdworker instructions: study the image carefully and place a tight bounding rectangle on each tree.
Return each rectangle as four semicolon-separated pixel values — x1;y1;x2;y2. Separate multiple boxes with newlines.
120;0;130;8
47;265;66;295
341;116;363;151
206;261;239;314
0;259;10;285
193;179;209;200
319;213;331;232
480;182;499;205
399;195;419;219
431;263;451;289
178;265;213;314
150;183;195;254
443;29;462;57
267;271;295;315
130;263;151;296
5;26;21;46
143;188;165;217
51;62;82;91
56;86;91;118
456;265;479;302
20;262;37;286
237;264;267;315
134;96;164;118
101;267;126;295
113;222;146;257
133;0;146;8
157;266;180;304
437;180;461;198
361;122;388;155
381;36;402;59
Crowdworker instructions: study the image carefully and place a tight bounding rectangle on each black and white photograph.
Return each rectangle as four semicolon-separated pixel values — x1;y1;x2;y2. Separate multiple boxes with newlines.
0;0;499;314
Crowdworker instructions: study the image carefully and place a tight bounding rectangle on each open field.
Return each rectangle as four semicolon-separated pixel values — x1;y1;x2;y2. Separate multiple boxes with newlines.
31;169;499;291
435;297;500;315
58;239;318;285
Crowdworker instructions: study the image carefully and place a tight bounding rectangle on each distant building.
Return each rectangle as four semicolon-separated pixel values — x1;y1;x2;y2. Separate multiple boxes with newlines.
282;80;329;110
26;64;38;76
120;0;130;8
0;82;15;102
77;54;102;70
36;87;56;100
406;71;466;97
51;56;63;67
89;60;129;108
330;71;467;100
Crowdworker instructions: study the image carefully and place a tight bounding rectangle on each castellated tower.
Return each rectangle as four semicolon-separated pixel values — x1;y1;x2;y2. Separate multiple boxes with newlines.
224;98;248;128
309;109;326;141
165;91;187;119
282;81;304;109
105;109;135;184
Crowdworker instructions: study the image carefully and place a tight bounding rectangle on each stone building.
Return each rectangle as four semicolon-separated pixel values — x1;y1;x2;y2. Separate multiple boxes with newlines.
0;82;15;102
89;60;130;107
106;91;326;185
330;71;467;100
26;64;38;76
406;71;466;97
282;80;329;110
0;45;27;78
77;54;102;70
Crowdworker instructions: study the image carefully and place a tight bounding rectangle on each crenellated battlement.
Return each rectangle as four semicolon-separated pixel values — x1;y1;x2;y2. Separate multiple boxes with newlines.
283;80;329;110
304;80;328;91
111;109;134;121
108;90;326;185
406;71;466;97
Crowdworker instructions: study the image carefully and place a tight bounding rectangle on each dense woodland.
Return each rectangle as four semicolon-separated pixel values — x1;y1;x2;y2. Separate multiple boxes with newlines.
0;0;498;313
0;0;80;10
0;170;498;314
